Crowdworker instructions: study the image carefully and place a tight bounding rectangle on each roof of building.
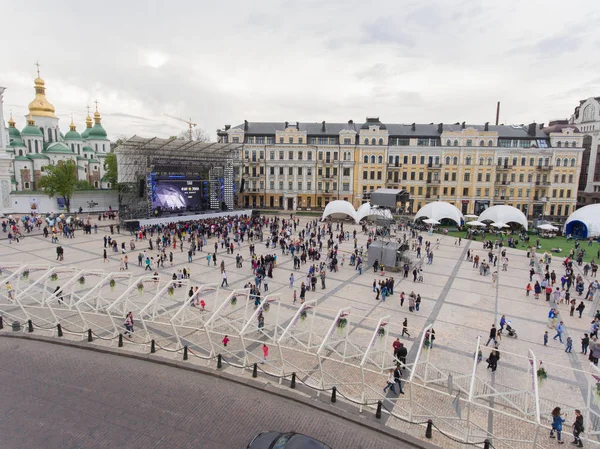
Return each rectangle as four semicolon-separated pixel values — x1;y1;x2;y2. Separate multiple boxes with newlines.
64;129;82;141
21;124;43;137
88;123;108;139
76;155;88;161
232;120;550;139
27;154;50;159
14;155;30;161
10;139;26;149
8;126;21;139
82;146;95;152
43;142;74;154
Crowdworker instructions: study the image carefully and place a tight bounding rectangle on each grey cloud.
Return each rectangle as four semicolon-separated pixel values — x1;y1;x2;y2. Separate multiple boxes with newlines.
361;19;415;47
2;0;600;140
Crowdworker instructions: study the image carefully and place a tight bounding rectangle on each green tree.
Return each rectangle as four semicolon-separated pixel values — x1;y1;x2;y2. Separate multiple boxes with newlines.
104;152;118;189
74;180;94;190
38;160;78;212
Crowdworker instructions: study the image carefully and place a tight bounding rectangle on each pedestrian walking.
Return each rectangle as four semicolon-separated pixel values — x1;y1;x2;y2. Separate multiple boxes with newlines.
565;336;573;353
222;335;230;347
262;344;269;364
549;406;565;444
582;333;590;354
402;318;410;337
124;311;134;337
103;249;108;263
553;321;564;344
572;409;584;447
383;369;396;394
221;270;228;287
544;331;548;346
486;324;497;346
393;365;405;394
577;301;586;318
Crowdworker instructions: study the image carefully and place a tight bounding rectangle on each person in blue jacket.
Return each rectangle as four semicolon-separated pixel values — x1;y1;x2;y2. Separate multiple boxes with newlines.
549;406;565;444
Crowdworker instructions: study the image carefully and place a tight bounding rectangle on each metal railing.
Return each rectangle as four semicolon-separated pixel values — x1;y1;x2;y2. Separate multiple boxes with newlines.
1;264;599;449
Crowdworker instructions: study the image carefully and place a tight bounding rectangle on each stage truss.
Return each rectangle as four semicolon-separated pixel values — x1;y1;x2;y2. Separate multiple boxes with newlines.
114;136;244;220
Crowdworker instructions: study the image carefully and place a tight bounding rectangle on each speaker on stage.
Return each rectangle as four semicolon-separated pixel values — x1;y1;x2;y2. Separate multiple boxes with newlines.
240;178;245;193
139;179;145;197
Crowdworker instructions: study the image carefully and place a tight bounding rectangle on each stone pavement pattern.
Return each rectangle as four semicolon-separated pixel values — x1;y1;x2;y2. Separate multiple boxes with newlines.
0;337;415;449
1;215;600;448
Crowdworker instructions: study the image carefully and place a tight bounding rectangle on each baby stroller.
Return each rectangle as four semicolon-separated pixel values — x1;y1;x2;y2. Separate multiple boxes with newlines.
504;323;518;338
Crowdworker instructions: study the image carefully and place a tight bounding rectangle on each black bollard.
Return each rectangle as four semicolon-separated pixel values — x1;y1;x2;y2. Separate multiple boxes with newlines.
331;386;337;403
376;400;382;419
183;345;188;360
483;439;490;449
290;372;296;389
252;362;258;378
87;329;93;342
28;319;33;333
425;419;433;439
0;315;3;329
118;333;123;347
151;339;156;353
217;354;222;369
57;323;63;337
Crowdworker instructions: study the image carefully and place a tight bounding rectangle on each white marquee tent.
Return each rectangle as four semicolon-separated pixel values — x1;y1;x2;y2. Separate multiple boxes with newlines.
478;205;528;230
414;201;464;226
321;200;358;222
564;204;600;238
355;203;394;223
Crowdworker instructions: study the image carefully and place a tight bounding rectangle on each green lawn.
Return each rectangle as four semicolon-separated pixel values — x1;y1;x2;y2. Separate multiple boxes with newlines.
436;228;600;264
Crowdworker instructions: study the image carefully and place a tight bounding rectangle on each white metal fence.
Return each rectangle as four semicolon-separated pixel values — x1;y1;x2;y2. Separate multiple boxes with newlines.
1;263;599;449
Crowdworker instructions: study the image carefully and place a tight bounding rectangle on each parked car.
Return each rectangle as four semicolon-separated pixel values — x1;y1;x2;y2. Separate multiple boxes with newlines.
247;431;331;449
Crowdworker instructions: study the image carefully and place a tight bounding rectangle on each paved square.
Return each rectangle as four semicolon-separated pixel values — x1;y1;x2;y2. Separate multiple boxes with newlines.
1;215;599;447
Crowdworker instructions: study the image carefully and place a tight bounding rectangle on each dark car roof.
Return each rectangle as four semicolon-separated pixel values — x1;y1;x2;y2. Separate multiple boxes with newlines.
248;431;331;449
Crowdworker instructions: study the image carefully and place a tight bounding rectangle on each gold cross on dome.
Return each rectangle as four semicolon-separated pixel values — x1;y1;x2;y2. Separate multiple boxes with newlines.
94;99;99;112
34;61;41;77
87;105;91;115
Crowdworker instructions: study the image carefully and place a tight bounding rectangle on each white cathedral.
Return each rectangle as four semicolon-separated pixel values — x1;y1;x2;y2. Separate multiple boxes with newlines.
0;68;111;194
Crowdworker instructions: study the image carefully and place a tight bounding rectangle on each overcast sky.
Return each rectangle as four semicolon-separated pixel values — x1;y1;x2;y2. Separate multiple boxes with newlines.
2;0;600;141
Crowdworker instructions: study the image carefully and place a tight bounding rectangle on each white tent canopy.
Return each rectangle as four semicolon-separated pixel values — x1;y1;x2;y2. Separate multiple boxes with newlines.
466;220;487;227
564;204;600;238
478;205;528;231
321;200;357;222
355;203;393;223
414;201;464;226
538;223;559;231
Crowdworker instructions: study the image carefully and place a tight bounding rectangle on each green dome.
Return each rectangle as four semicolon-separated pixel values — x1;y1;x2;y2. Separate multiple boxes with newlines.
88;123;107;138
10;139;26;149
21;125;43;137
64;129;82;141
82;146;94;153
8;127;21;139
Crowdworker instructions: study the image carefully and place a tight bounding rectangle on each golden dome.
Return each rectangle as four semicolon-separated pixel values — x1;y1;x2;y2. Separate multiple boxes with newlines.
93;100;102;124
70;117;77;131
7;112;15;128
28;71;56;118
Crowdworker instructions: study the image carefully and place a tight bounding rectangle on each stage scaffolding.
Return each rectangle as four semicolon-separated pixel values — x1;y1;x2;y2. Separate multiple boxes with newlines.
115;136;244;220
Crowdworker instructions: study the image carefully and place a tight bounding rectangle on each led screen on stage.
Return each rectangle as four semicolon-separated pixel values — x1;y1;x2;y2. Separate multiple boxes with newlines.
153;180;204;209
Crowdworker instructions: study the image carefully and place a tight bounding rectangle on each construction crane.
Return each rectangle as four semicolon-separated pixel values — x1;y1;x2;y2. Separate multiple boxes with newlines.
164;114;197;141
